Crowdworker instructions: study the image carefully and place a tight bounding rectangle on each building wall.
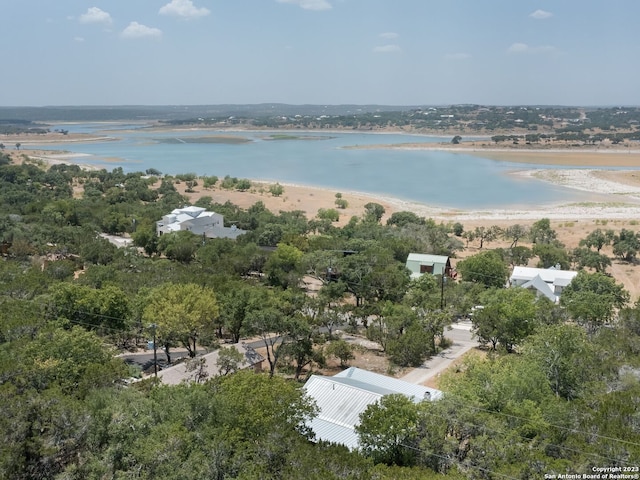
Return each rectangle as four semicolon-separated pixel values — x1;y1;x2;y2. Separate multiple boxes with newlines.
406;260;445;276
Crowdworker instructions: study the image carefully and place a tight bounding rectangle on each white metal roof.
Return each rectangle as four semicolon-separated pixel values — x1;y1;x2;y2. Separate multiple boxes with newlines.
511;266;577;285
303;367;442;449
406;253;449;264
334;367;442;401
521;275;556;302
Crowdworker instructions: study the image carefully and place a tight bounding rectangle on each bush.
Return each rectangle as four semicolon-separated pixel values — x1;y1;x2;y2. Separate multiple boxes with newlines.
236;179;252;191
202;175;218;188
335;198;348;209
269;183;284;197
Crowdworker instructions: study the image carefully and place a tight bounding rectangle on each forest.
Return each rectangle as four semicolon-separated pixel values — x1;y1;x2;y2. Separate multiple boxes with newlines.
1;151;639;479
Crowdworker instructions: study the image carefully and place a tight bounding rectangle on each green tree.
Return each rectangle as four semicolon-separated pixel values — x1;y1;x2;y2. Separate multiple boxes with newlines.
317;208;340;222
508;245;534;266
142;283;220;361
503;224;528;248
579;228;614;252
472;287;538;352
132;226;159;256
560;271;629;332
17;325;126;397
356;394;420;466
157;230;200;263
248;292;307;377
216;346;245;375
473;225;501;249
269;182;284;196
451;135;462;144
529;218;557;244
325;338;355;367
264;242;304;288
572;246;611;273
523;324;597;399
533;243;570;269
218;282;264;343
386;211;425;228
612;228;640;262
47;282;131;334
335;198;348;209
457;250;508;289
387;323;433;367
363;202;385;223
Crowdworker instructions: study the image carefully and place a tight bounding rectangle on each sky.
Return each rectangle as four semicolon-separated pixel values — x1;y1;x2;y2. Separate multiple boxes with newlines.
1;0;639;107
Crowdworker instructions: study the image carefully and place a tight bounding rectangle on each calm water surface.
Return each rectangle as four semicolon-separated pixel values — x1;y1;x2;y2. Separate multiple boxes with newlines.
34;124;602;209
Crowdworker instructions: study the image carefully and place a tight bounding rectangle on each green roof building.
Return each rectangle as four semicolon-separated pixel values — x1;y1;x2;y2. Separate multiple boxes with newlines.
405;253;451;279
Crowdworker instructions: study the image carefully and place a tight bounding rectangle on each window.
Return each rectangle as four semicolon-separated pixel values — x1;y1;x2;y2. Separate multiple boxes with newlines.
420;264;434;274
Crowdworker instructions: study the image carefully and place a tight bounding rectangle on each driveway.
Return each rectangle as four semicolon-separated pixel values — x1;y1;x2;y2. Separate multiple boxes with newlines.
400;320;478;385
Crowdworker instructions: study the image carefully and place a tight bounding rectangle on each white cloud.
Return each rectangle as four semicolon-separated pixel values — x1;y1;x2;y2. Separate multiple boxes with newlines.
444;52;471;60
74;37;85;42
121;22;162;39
159;0;211;19
79;7;113;25
508;42;556;54
277;0;332;11
373;44;402;54
529;9;553;20
379;32;399;40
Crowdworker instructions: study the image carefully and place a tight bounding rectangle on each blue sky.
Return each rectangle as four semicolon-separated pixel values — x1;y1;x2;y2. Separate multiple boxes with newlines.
2;0;639;106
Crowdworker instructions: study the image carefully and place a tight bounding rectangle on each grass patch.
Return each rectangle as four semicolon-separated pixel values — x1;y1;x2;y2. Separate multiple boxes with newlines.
154;135;251;144
264;134;334;141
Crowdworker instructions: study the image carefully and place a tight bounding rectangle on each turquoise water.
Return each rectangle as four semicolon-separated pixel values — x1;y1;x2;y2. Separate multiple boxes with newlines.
32;124;601;209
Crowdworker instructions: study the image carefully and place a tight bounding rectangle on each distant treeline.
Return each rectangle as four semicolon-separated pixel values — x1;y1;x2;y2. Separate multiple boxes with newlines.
3;105;640;138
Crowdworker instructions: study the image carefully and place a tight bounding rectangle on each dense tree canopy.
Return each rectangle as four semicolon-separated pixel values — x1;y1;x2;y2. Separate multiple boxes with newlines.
1;158;639;478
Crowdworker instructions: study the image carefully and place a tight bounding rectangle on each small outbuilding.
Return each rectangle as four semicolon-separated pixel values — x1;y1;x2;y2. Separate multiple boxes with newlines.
405;253;452;280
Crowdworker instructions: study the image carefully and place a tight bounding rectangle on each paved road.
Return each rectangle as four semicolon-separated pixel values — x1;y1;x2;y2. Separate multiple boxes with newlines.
119;347;197;371
401;320;478;385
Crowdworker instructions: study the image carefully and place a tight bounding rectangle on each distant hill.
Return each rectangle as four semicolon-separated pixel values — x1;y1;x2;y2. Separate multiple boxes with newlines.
0;104;422;122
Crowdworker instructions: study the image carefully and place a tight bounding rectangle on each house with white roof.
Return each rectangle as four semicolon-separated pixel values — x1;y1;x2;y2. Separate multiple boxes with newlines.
156;206;245;240
405;253;452;280
303;367;442;450
509;266;577;303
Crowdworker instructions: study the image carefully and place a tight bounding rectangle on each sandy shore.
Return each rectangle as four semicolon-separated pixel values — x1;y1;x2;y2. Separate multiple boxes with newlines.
348;142;640;167
171;171;640;224
9;138;640;222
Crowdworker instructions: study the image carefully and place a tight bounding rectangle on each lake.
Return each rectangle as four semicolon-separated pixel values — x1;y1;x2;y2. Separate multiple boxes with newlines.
34;123;601;210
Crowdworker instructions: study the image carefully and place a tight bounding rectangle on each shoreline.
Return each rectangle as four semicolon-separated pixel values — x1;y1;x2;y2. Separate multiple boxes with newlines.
9;136;640;222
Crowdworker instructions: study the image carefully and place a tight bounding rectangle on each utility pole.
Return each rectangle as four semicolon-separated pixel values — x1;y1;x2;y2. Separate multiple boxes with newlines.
440;274;446;310
150;323;158;378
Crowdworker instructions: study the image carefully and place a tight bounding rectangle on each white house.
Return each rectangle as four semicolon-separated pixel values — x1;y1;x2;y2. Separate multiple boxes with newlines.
302;367;442;450
509;266;578;303
156;206;245;239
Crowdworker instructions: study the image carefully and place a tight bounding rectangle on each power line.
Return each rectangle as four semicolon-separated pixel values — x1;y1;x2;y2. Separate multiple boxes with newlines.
416;406;635;467
397;441;522;480
438;392;640;450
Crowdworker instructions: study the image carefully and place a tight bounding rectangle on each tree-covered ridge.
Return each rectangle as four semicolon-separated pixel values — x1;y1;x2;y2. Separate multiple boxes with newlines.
1;158;639;478
2;104;640;139
157;105;640;138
